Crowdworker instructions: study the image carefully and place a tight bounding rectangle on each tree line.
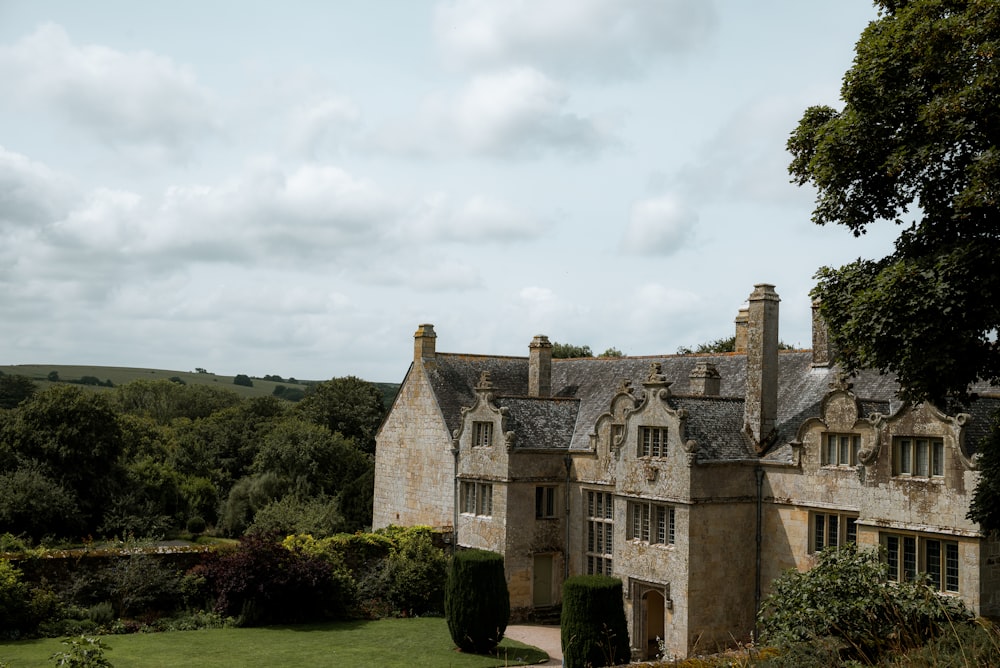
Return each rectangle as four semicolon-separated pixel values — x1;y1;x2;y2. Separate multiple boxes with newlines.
0;374;386;544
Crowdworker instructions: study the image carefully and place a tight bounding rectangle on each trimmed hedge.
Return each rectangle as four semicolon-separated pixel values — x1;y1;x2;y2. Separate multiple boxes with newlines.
561;574;630;668
444;548;510;654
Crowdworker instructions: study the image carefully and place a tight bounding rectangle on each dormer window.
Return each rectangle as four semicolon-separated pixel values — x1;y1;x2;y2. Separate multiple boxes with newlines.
894;437;944;478
822;433;860;467
639;426;667;458
473;421;493;447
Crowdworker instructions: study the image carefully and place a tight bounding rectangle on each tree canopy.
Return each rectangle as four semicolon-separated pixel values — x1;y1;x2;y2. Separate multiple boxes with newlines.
551;342;593;359
790;0;1000;405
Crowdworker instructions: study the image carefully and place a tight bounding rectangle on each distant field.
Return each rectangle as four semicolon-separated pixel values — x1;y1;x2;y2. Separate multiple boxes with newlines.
0;364;400;406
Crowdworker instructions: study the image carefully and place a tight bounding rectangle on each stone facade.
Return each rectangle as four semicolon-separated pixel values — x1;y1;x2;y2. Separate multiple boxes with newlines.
373;285;1000;660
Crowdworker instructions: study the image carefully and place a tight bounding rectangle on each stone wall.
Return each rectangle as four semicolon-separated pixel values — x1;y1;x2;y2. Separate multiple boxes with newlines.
372;363;455;530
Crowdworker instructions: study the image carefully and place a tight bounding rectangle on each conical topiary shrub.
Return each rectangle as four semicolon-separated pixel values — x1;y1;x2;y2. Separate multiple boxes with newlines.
444;548;510;653
560;574;630;668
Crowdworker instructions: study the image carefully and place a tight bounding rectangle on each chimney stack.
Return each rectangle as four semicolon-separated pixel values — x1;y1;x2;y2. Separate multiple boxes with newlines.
811;299;837;367
529;335;553;397
414;324;436;362
744;285;779;450
734;306;749;353
689;361;721;397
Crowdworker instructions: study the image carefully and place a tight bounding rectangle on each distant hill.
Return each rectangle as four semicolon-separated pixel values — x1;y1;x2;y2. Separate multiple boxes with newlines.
0;364;400;407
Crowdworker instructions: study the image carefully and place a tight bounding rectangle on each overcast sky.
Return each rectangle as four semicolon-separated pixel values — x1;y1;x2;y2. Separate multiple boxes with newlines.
0;1;898;383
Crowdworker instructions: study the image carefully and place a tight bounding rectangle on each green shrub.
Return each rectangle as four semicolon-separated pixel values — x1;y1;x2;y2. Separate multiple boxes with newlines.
186;516;207;535
445;549;510;654
560;575;630;668
1;559;32;638
379;529;448;616
759;543;974;663
50;635;113;667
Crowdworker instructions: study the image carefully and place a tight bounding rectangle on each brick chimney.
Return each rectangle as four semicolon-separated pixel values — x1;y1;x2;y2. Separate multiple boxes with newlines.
743;285;779;450
414;324;436;362
734;306;749;353
689;361;721;397
529;335;553;397
811;299;837;367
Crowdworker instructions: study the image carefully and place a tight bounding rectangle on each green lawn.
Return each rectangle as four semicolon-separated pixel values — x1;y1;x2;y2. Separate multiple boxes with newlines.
0;618;548;668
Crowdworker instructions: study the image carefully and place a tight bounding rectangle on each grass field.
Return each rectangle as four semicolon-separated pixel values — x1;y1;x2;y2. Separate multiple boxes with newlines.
0;618;548;668
0;364;400;406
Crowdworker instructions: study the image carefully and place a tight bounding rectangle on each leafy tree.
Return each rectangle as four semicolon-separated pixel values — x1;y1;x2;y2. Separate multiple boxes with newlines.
445;549;510;654
598;347;624;358
788;0;1000;406
0;462;83;540
677;335;795;355
3;386;126;534
551;342;593;359
233;374;253;388
0;375;36;409
560;575;630;668
296;376;386;454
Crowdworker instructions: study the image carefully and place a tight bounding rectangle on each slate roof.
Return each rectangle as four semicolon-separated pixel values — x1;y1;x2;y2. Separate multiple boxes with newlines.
421;350;996;462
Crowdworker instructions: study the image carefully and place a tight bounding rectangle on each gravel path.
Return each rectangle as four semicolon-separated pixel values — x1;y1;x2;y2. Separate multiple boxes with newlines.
505;625;562;666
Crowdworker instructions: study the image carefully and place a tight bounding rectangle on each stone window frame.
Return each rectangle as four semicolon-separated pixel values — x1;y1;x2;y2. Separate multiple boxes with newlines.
472;421;494;448
810;511;857;553
893;437;945;479
627;500;675;546
821;432;861;468
638;426;668;458
585;490;614;575
460;480;493;516
535;485;557;519
881;531;959;593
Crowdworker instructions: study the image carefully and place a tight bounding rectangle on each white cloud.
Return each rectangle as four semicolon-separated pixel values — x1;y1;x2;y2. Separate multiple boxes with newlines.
0;146;76;228
0;23;216;160
377;67;615;157
285;96;361;157
403;192;545;243
434;0;717;78
621;195;697;255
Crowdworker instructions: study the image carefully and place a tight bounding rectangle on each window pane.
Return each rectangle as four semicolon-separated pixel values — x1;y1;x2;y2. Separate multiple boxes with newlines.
815;514;825;551
932;441;944;477
946;542;959;592
668;507;675;544
903;536;917;581
828;514;839;548
900;440;912;474
846;517;857;544
852;436;861;465
916;439;929;476
886;535;900;581
926;539;942;590
826;435;837;465
840;437;850;466
605;493;613;519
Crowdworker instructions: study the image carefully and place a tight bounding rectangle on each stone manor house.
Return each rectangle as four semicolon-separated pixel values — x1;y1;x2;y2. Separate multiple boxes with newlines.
372;284;1000;660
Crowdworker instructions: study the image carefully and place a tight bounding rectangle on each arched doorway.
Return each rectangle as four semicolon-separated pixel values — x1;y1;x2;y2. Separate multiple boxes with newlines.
642;590;665;660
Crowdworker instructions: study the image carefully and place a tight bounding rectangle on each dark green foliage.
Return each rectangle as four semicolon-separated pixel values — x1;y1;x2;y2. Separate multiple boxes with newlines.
789;0;1000;405
248;494;345;538
0;559;59;640
969;414;1000;529
67;550;184;619
233;374;253;388
598;347;624;358
201;532;349;626
560;575;630;668
2;386;127;534
296;376;386;454
0;374;36;409
445;549;510;654
551;342;593;359
378;528;447;616
0;462;83;540
47;371;60;382
677;335;795;355
759;544;973;663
